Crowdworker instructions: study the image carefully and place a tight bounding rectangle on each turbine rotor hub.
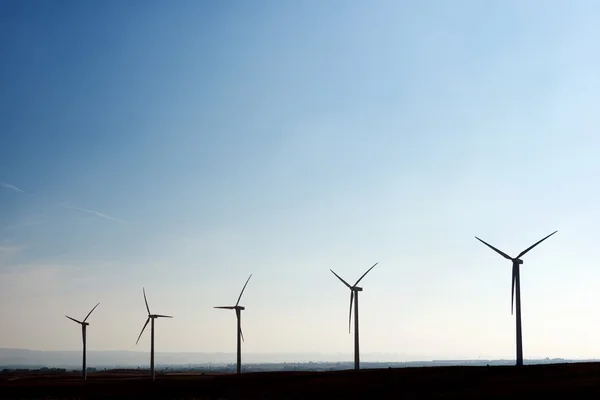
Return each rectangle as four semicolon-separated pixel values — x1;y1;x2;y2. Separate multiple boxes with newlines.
514;259;523;265
353;287;363;292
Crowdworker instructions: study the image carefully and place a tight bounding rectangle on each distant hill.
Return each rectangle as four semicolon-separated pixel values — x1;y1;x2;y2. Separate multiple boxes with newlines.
0;348;422;368
0;348;595;369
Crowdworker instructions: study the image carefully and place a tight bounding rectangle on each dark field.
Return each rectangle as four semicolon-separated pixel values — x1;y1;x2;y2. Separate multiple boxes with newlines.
2;362;600;399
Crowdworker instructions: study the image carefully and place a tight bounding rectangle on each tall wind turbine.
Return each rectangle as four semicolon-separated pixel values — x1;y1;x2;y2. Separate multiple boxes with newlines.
330;262;378;370
135;288;172;381
475;230;557;367
65;303;100;380
214;274;252;374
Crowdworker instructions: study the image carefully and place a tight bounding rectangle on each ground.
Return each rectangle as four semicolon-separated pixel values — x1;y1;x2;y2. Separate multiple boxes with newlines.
2;362;600;399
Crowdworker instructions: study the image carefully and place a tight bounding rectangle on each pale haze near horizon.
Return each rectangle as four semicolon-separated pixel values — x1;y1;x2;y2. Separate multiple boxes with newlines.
1;1;600;362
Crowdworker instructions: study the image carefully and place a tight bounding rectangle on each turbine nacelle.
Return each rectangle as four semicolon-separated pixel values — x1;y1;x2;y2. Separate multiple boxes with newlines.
214;274;253;354
136;288;173;345
330;262;379;335
65;302;100;327
149;314;173;319
330;262;378;293
214;305;245;310
475;231;557;320
214;274;252;313
475;231;557;264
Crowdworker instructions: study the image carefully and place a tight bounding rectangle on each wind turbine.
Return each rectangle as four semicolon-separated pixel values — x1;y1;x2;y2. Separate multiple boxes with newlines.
135;288;172;381
330;262;378;370
475;230;557;367
65;303;100;380
214;274;252;374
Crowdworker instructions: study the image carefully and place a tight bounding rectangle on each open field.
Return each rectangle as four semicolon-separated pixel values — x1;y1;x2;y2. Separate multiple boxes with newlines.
2;362;600;399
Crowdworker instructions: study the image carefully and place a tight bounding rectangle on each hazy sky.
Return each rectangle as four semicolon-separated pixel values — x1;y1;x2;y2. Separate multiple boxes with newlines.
1;0;600;362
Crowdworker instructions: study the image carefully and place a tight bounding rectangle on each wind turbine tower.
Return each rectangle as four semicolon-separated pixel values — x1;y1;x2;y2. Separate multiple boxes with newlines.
330;262;378;370
475;230;557;367
65;303;100;380
135;288;173;381
214;274;252;374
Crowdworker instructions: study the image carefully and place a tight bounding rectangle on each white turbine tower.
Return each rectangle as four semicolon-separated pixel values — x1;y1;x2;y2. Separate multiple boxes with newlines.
135;288;172;381
475;230;557;367
65;303;100;380
214;274;252;374
330;262;378;370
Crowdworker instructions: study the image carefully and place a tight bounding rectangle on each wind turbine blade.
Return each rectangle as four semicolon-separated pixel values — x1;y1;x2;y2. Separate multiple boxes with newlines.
83;302;100;323
154;314;173;318
348;291;354;334
511;265;516;315
354;262;378;286
475;237;512;260
214;306;236;309
136;317;150;345
330;269;352;288
66;315;83;324
143;288;151;315
240;326;245;342
516;230;558;259
235;274;252;307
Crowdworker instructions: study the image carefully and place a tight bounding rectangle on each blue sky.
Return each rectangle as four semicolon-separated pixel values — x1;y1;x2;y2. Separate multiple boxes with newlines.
1;0;600;361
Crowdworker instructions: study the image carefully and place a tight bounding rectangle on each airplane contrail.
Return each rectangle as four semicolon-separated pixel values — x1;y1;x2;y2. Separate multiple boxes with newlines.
59;203;129;225
0;182;24;193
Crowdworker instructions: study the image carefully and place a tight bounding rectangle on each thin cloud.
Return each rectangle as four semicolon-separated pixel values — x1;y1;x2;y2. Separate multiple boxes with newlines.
5;219;46;230
0;244;24;265
0;182;24;193
59;203;129;225
0;244;23;254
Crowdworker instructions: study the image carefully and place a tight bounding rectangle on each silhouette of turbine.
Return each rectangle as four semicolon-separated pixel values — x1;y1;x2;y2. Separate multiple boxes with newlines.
330;262;378;371
65;302;100;380
135;288;172;381
475;230;557;367
214;274;252;374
